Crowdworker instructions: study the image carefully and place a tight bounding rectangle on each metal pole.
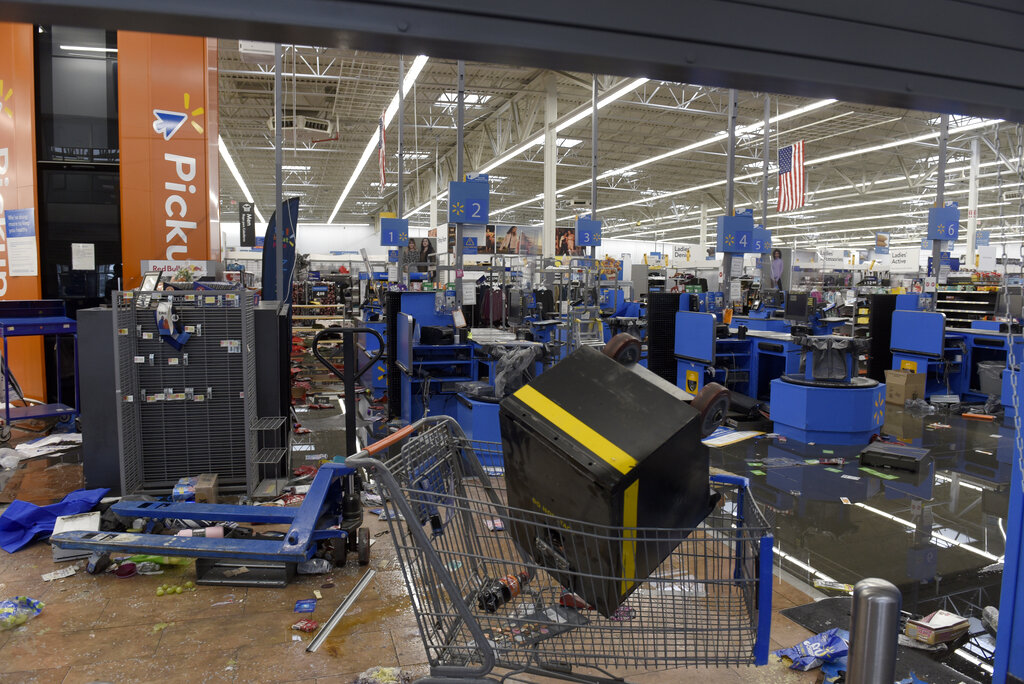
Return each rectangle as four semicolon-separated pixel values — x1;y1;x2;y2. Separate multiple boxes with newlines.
455;60;464;306
274;43;284;302
761;94;771;287
968;136;980;267
846;578;901;684
590;74;598;260
397;57;404;218
725;89;737;215
721;89;738;293
342;330;356;456
931;113;949;308
397;57;407;286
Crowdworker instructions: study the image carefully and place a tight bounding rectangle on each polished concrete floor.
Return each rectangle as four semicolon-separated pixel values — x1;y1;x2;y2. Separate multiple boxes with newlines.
711;403;1009;681
0;403;823;684
0;397;1006;682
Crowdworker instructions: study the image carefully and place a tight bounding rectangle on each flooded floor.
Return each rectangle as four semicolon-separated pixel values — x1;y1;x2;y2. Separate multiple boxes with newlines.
0;402;824;683
712;403;1009;681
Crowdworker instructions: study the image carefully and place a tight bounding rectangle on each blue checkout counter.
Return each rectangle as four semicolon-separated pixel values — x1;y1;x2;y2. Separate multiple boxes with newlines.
674;311;802;400
890;310;1023;402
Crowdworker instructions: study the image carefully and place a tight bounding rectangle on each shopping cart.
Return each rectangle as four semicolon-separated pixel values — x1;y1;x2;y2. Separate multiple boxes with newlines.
348;416;774;683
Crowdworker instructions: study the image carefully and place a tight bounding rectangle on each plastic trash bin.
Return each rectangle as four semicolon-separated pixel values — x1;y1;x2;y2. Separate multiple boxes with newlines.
978;361;1006;396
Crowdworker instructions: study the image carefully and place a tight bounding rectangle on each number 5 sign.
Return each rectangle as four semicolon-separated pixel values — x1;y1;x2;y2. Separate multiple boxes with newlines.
448;180;489;225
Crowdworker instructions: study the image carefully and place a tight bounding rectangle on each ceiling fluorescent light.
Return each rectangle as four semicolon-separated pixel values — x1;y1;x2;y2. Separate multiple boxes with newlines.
59;44;117;53
493;98;837;217
329;55;429;223
218;135;267;224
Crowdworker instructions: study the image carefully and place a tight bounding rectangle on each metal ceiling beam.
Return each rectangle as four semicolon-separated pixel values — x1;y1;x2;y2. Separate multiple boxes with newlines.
7;1;1023;121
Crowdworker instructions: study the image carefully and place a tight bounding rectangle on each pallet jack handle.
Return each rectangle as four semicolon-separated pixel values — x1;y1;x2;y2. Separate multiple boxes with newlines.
311;327;384;457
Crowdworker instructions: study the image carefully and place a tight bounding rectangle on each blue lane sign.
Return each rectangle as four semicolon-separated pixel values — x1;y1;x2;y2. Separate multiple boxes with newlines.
752;224;771;253
448;180;489;224
977;230;990;246
380;218;409;246
716;209;755;253
926;203;959;241
576;218;602;246
462;236;478;255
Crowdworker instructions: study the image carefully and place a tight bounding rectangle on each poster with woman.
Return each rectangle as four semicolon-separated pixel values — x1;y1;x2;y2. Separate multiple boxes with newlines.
517;225;542;255
556;226;582;256
767;247;792;291
495;225;521;254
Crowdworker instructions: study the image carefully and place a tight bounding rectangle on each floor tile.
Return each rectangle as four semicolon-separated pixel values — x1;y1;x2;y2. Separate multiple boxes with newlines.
0;622;162;673
61;647;240;684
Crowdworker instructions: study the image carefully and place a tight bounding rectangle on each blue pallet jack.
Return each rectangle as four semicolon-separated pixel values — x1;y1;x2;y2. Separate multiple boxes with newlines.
52;327;385;587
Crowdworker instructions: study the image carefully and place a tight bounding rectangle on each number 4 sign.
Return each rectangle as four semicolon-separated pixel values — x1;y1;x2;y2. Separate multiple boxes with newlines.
716;211;755;253
448;180;489;224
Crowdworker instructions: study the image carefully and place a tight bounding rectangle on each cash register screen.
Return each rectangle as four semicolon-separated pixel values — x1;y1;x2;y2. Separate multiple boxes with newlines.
784;293;811;323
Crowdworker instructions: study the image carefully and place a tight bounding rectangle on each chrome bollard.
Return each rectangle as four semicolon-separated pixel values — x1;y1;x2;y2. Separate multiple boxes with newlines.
847;578;901;684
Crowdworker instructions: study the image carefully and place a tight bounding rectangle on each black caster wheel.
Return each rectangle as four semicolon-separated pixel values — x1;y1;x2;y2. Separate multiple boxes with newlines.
357;528;370;566
691;382;730;437
327;537;348;567
58;413;72;424
0;425;11;442
603;333;642;365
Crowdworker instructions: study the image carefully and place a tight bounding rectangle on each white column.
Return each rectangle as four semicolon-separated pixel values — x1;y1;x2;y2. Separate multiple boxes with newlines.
967;137;980;267
543;74;557;258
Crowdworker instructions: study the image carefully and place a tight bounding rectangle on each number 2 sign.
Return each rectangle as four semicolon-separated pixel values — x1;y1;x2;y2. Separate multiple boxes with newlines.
448;180;490;225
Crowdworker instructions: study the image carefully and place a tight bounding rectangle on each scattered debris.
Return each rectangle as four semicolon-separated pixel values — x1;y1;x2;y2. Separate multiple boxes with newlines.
294;599;317;613
41;566;77;581
292;619;319;632
355;666;413;684
297;558;332;575
775;628;849;672
152;622;172;633
905;609;969;645
223;566;249;578
813;579;854;594
0;596;44;630
114;562;137;579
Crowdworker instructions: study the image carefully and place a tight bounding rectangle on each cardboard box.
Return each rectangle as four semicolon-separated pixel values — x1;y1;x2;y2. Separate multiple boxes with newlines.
885;369;927;406
195;473;219;503
905;610;969;645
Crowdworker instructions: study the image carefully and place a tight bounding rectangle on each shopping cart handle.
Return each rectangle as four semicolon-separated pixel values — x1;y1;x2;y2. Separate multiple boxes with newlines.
364;424;416;456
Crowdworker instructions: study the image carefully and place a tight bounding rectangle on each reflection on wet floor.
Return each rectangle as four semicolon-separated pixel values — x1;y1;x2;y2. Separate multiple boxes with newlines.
711;404;1008;679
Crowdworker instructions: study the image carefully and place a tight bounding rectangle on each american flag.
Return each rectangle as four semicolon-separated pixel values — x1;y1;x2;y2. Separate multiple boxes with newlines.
777;140;805;213
378;114;386;191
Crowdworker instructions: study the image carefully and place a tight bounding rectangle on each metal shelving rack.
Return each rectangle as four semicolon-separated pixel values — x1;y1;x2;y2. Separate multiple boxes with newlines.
936;284;999;327
113;290;276;495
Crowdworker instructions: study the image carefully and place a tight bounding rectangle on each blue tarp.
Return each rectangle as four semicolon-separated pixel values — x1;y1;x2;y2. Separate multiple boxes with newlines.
0;488;108;553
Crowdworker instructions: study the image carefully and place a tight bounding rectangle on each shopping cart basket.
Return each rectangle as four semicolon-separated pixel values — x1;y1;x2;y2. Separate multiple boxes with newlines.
348;416;774;683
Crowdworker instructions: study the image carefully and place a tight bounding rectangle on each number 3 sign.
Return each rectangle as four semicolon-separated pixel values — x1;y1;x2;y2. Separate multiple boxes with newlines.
448;180;489;225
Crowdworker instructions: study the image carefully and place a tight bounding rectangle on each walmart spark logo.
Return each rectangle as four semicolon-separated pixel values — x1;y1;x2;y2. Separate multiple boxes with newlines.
724;233;735;248
451;201;465;217
153;92;205;141
0;79;13;120
873;392;885;424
